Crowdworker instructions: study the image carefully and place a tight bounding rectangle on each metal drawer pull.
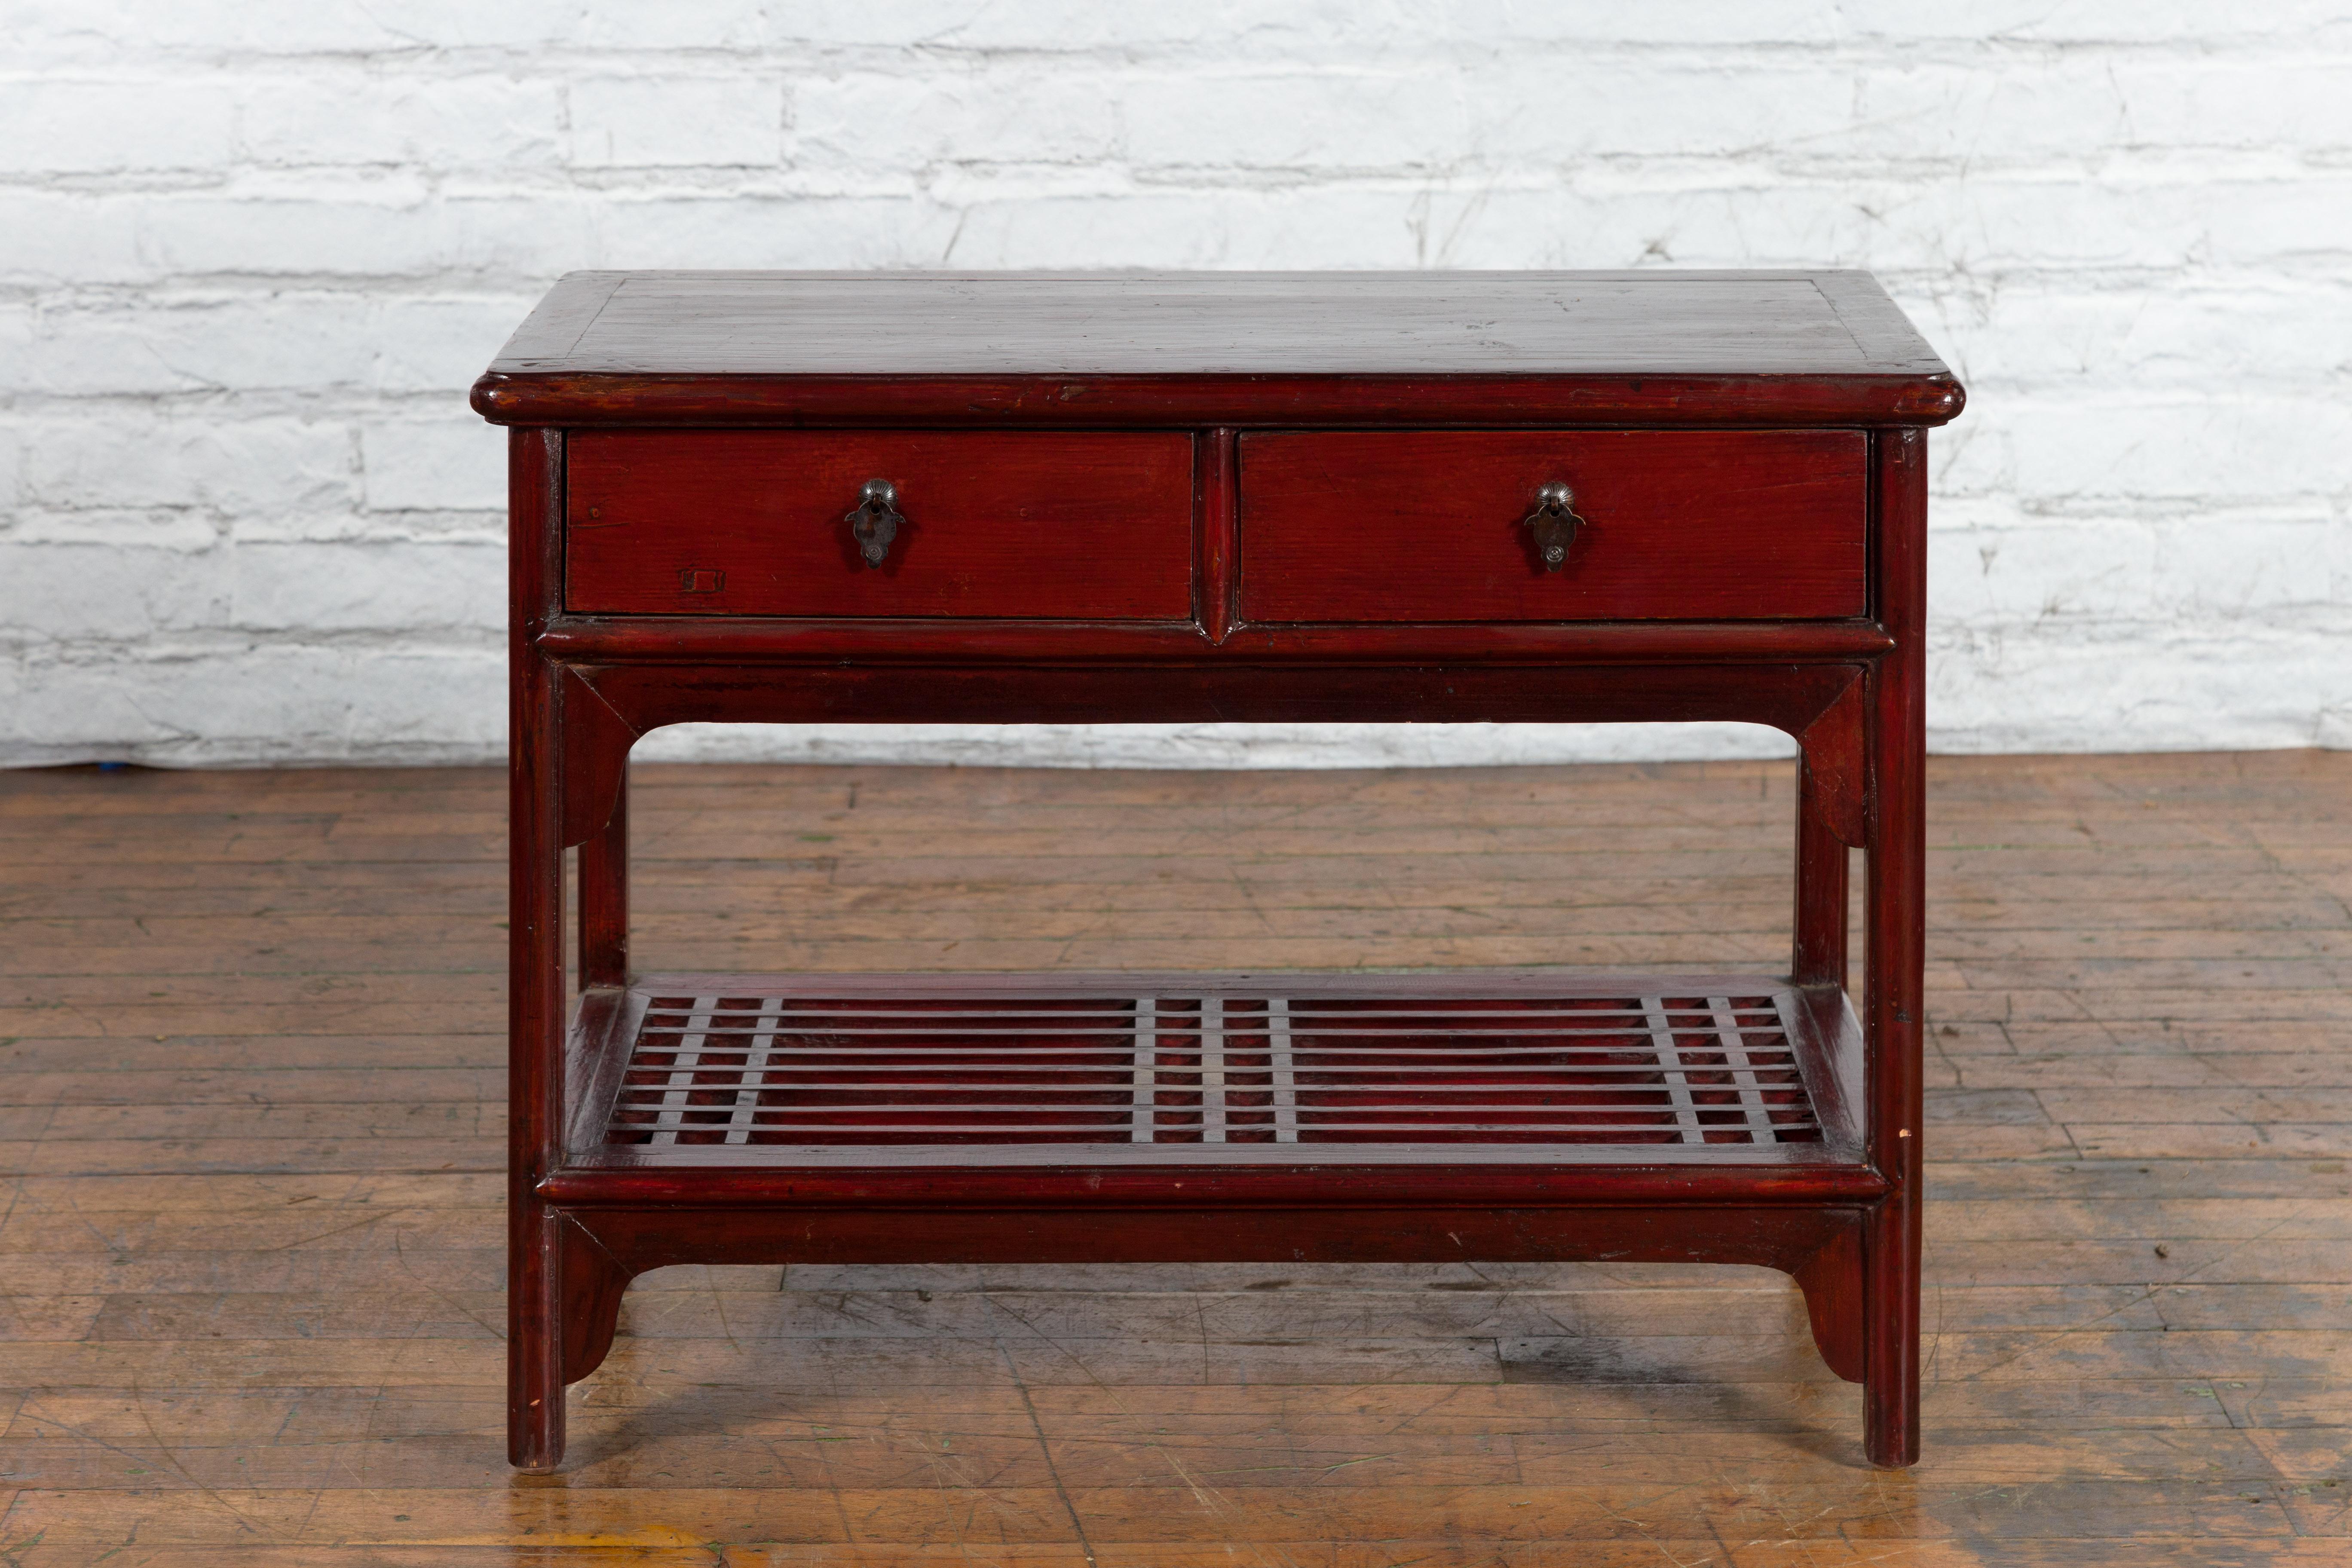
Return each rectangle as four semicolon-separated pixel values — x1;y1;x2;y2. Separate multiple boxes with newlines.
1522;482;1585;572
845;478;903;567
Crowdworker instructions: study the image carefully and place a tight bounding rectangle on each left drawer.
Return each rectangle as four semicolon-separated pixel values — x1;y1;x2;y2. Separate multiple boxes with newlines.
565;432;1197;618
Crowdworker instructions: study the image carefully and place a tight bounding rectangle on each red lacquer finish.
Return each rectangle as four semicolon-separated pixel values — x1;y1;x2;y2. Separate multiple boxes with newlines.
1239;430;1867;622
505;428;566;1471
1862;425;1930;1468
567;430;1194;618
481;269;1956;1474
470;271;1965;430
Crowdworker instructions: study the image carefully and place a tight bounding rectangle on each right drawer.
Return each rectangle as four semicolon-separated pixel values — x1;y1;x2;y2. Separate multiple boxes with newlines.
1237;430;1868;623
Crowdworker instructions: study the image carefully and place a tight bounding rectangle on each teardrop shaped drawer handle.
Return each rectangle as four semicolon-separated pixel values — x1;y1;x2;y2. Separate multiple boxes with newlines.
845;478;904;568
1522;482;1585;572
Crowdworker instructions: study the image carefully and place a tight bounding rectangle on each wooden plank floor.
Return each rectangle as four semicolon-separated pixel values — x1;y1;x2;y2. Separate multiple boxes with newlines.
1;750;2348;1565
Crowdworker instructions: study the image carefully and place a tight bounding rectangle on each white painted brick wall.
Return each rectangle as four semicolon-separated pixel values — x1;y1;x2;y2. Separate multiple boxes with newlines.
3;2;2348;769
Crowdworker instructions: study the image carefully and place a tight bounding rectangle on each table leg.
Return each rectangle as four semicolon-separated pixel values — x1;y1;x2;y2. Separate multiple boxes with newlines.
508;429;569;1471
508;678;567;1470
1863;427;1927;1468
579;770;629;990
1793;754;1850;989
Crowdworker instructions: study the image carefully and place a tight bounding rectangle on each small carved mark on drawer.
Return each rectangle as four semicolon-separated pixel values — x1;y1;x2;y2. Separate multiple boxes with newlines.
678;568;725;594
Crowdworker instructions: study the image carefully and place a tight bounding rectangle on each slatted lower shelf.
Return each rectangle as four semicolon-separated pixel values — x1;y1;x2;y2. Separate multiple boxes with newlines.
573;972;1854;1167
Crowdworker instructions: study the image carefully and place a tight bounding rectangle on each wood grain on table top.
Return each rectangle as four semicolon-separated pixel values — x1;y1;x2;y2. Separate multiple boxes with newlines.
488;270;1946;377
471;270;1966;427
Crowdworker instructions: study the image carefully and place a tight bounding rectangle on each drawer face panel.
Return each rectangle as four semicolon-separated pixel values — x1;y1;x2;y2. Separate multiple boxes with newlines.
567;432;1196;618
1238;431;1868;623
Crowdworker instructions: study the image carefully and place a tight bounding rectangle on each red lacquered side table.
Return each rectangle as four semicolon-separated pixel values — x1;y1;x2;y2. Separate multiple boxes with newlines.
471;270;1962;1471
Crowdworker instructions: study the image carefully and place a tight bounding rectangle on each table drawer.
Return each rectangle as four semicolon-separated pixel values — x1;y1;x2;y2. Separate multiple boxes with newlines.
566;432;1196;618
1238;431;1868;623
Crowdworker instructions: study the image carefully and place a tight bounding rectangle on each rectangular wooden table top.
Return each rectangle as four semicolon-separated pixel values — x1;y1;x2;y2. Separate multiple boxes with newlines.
471;270;1963;427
